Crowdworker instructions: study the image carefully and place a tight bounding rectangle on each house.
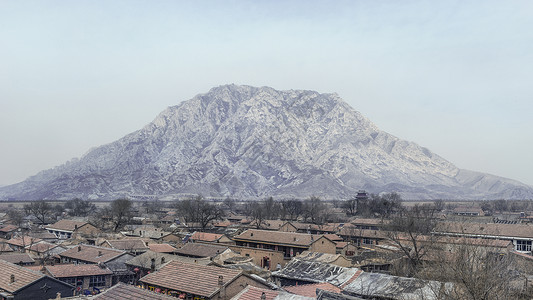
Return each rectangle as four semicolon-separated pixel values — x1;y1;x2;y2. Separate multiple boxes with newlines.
231;285;313;300
175;243;230;259
44;264;113;292
233;229;337;260
0;225;18;239
148;243;177;254
434;222;533;254
93;282;176;300
6;236;42;252
126;250;213;284
100;239;149;255
45;219;100;240
350;218;388;231
279;222;339;234
0;259;74;300
337;226;387;247
342;271;453;300
227;244;286;270
58;245;134;284
295;251;353;267
139;261;271;299
271;258;361;287
284;282;342;298
0;253;35;266
189;232;234;244
453;206;485;216
24;241;65;265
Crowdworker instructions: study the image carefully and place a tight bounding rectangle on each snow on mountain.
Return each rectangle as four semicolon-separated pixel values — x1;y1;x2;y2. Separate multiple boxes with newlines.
1;84;532;200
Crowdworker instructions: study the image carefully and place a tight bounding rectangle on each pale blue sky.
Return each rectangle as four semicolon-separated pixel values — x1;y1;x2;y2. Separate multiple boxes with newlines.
1;0;532;187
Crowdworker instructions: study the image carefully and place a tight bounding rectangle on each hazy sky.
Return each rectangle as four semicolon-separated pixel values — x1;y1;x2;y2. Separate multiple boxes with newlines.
1;1;532;187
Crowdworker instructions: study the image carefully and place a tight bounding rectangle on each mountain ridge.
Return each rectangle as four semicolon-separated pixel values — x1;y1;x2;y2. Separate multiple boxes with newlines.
1;84;532;200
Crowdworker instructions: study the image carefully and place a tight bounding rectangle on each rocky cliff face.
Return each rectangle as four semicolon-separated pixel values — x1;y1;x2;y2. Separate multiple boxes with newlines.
2;84;532;200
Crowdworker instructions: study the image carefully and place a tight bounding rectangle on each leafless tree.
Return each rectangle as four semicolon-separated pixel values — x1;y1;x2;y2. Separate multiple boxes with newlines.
24;200;52;224
281;199;303;221
176;195;223;230
385;205;438;277
106;198;133;232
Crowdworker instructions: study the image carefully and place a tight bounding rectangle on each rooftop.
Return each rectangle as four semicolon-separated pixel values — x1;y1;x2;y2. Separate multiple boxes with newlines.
234;229;325;247
94;282;176;300
46;219;89;232
0;259;44;293
175;243;229;258
140;261;242;298
45;264;113;278
148;243;178;253
60;244;126;263
190;232;224;242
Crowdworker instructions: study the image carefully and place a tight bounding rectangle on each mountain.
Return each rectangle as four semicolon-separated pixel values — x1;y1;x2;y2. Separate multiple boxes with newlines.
1;84;532;200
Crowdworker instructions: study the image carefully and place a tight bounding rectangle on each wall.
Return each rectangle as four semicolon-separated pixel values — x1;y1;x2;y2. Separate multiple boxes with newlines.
228;245;286;269
309;237;336;254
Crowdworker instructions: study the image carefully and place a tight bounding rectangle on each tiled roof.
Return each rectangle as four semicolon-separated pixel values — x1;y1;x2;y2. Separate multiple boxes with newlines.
0;259;44;293
175;243;229;258
190;232;223;242
140;261;242;298
148;243;177;253
284;282;341;297
337;227;387;239
435;222;533;239
60;244;125;263
46;264;113;278
289;222;338;233
323;234;343;241
335;242;348;249
0;243;13;252
0;253;35;264
234;229;326;247
126;251;212;269
7;236;43;248
350;218;388;226
46;219;88;232
27;241;58;253
272;259;360;286
231;285;280;300
94;282;176;300
0;225;18;233
104;239;149;251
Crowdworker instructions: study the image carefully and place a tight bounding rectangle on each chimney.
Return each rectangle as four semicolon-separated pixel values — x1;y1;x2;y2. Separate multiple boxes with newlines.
150;258;156;272
161;257;165;264
98;251;102;257
10;274;15;283
261;292;266;300
74;224;78;230
77;246;81;252
218;275;225;300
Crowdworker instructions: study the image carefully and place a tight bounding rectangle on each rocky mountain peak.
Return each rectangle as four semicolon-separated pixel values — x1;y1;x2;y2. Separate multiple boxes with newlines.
1;85;532;200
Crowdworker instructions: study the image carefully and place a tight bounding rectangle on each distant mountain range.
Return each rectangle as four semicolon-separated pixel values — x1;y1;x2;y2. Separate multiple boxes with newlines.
1;84;532;200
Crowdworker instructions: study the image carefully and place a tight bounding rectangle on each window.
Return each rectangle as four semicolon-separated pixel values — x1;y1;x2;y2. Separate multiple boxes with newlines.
516;240;532;252
89;275;106;287
363;238;372;245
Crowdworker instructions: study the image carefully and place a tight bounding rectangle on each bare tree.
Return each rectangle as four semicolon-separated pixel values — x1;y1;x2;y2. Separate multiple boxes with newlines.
24;200;52;224
303;196;329;224
176;195;223;230
106;198;133;232
385;205;438;277
245;201;267;229
281;199;303;221
429;242;524;300
65;198;96;217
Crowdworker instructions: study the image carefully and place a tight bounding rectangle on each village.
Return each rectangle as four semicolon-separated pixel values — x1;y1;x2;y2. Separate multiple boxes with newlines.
1;193;533;300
